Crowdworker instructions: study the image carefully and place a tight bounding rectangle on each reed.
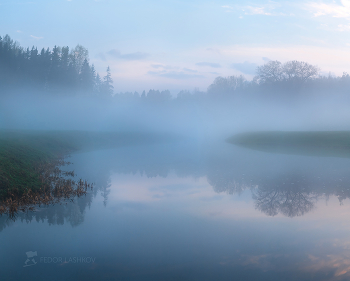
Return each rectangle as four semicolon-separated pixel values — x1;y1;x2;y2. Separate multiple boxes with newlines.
0;131;95;219
0;156;92;220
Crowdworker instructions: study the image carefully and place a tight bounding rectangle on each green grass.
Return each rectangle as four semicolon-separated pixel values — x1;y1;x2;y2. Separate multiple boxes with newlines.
0;130;167;200
0;131;79;199
227;131;350;158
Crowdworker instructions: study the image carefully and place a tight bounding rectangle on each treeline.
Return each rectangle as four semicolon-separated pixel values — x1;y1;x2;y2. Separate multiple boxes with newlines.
207;60;350;98
2;33;350;101
0;34;113;96
114;60;350;102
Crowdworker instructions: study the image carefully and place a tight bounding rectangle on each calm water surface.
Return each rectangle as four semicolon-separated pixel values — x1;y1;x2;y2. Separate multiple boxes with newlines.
2;138;350;280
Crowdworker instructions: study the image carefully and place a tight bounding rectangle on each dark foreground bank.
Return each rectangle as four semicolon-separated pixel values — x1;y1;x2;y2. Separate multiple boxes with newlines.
0;130;167;218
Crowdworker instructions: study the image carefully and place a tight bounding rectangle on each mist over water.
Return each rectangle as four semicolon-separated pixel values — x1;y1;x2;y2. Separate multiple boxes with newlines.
4;34;350;280
2;88;350;140
3;133;350;280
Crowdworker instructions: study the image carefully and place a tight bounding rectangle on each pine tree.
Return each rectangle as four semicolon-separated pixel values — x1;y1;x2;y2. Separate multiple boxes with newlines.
79;59;93;93
95;73;102;94
101;66;114;97
0;34;105;96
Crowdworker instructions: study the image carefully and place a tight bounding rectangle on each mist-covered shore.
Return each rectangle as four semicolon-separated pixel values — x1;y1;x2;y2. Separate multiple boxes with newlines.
2;32;350;223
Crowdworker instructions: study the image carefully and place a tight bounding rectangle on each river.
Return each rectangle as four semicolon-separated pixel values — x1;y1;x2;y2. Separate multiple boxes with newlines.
2;137;350;280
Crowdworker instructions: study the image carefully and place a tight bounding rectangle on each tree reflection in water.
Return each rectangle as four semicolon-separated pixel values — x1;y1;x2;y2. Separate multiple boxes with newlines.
3;139;350;230
209;165;350;218
252;176;317;217
0;160;111;232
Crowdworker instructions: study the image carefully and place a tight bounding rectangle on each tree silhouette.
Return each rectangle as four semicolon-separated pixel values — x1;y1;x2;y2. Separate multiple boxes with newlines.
207;75;246;97
101;66;114;97
282;60;319;83
79;59;94;93
254;60;319;93
0;34;108;96
146;89;171;102
255;60;283;84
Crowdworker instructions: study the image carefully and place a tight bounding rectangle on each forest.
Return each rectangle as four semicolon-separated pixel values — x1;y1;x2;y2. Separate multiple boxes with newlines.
0;34;113;97
2;33;350;101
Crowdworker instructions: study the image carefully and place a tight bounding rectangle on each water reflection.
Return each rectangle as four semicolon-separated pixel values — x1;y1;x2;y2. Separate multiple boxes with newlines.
252;176;317;217
2;138;350;230
3;140;350;280
0;166;110;232
74;140;350;220
0;189;93;230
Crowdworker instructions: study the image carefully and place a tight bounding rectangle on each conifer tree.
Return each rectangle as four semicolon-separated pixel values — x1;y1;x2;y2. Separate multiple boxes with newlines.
0;34;109;96
101;66;114;96
94;73;102;94
79;59;93;92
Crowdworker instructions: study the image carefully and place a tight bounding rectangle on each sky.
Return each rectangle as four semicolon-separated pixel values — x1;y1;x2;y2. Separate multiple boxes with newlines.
2;0;350;93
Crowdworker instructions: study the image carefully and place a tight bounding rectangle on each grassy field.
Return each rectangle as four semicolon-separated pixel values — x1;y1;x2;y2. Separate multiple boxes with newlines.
0;130;166;201
227;131;350;158
0;133;66;200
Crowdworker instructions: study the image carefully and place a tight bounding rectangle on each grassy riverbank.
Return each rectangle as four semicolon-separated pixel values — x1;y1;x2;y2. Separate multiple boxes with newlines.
227;131;350;158
0;130;165;201
0;133;69;200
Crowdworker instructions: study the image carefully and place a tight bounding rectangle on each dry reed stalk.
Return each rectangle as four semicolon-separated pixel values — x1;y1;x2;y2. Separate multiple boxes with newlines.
0;156;93;220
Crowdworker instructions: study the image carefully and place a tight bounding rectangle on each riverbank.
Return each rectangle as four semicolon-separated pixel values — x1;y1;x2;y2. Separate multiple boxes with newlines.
228;131;350;158
0;130;167;217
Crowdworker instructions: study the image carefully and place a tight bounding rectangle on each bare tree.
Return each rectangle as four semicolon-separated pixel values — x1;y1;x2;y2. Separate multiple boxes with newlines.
282;60;319;83
254;60;320;95
70;44;89;74
255;60;283;84
207;75;246;96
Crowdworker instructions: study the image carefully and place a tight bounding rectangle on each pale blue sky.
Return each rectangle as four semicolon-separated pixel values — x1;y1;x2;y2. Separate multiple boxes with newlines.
2;0;350;93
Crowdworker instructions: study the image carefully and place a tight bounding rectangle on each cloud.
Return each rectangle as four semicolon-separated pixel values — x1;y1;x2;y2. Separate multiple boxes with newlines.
152;64;167;69
243;6;272;16
338;23;350;31
183;68;198;73
95;52;106;61
206;48;221;55
262;57;271;62
148;65;200;78
16;30;22;33
107;49;150;60
30;35;43;40
231;61;258;75
222;5;235;13
148;70;204;80
151;64;177;70
222;2;281;16
307;1;350;18
107;49;120;57
122;52;150;60
196;62;221;68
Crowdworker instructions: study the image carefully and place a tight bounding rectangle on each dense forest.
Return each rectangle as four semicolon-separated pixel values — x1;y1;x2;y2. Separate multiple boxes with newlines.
2;33;350;101
0;34;113;96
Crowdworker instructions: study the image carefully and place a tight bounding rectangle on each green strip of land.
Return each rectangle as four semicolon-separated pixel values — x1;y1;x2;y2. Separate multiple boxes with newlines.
227;131;350;158
0;130;166;200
